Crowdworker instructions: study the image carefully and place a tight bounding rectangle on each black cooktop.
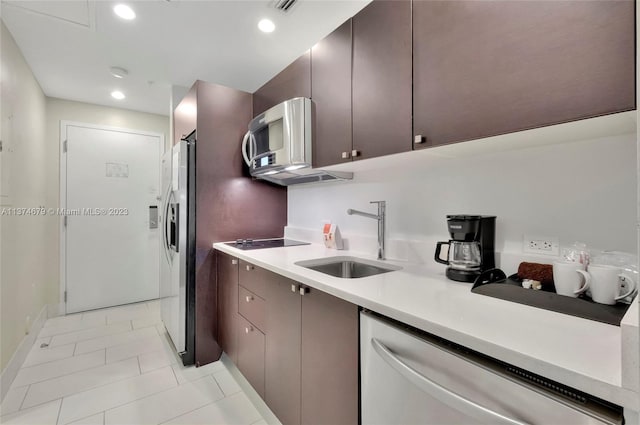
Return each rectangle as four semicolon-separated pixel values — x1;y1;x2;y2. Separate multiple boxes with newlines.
225;238;310;250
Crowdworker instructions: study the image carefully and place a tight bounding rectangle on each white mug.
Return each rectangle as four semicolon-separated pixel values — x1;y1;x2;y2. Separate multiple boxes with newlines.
585;264;637;305
552;261;590;297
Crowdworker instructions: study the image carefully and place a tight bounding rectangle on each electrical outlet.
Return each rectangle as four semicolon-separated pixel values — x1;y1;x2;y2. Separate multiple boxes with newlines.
523;235;559;256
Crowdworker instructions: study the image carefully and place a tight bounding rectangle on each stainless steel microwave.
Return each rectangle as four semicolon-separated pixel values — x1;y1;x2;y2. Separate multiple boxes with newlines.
241;97;352;185
242;97;312;175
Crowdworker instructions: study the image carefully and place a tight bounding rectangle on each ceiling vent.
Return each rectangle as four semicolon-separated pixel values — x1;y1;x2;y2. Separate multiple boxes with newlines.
273;0;298;13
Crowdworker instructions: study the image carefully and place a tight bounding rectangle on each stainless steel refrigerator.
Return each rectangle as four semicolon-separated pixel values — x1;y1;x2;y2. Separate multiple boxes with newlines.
160;130;196;366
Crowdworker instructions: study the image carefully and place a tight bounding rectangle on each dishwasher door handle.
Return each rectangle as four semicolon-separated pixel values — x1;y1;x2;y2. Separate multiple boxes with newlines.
371;338;528;425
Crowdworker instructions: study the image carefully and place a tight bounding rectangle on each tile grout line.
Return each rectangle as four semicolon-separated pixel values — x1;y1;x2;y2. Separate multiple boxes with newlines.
48;322;138;348
16;359;151;411
74;330;161;358
210;372;226;397
55;398;63;425
157;399;219;425
64;369;182;425
170;365;180;386
17;383;31;411
18;342;114;374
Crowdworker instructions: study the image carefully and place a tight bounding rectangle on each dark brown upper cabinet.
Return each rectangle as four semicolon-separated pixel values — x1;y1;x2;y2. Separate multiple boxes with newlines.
253;51;311;116
352;0;413;160
413;0;636;149
311;20;353;168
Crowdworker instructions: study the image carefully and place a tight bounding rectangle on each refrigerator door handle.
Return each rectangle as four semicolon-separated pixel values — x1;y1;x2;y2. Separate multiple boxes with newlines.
371;338;528;425
161;187;173;263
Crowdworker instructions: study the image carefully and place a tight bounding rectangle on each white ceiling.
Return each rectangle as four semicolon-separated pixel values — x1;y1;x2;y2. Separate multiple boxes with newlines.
1;0;370;116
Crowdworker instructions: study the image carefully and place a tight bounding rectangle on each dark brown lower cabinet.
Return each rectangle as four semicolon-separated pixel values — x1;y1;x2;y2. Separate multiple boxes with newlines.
217;252;239;363
218;256;358;424
265;279;302;425
301;287;359;425
237;314;265;398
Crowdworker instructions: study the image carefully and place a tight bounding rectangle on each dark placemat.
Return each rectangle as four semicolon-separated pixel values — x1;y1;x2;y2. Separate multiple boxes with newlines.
471;275;631;326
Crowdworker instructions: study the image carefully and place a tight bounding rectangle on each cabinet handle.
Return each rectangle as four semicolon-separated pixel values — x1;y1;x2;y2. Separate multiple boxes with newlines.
341;151;350;159
351;150;360;158
231;259;238;265
299;286;310;296
245;295;253;302
245;326;253;334
414;135;425;144
245;265;254;271
291;284;298;293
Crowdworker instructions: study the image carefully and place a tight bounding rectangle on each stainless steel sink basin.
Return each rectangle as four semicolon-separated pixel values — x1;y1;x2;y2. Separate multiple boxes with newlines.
295;256;401;279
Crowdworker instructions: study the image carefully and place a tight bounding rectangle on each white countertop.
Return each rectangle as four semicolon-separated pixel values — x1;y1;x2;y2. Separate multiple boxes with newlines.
213;242;639;409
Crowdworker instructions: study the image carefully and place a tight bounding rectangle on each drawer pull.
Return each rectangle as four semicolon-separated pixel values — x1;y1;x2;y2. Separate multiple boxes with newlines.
299;286;310;296
245;265;254;271
245;295;253;302
245;326;253;334
291;284;298;293
231;259;238;265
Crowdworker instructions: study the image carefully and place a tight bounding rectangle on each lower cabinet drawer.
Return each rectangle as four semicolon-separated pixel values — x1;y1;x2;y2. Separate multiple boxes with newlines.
238;285;266;332
237;314;265;398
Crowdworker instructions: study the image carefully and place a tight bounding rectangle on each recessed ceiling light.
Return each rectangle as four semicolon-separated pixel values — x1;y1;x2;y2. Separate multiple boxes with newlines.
114;4;136;20
111;91;125;100
258;19;275;33
109;66;128;79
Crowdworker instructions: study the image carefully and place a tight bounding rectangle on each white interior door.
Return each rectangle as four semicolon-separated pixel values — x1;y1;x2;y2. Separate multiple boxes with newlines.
64;123;161;313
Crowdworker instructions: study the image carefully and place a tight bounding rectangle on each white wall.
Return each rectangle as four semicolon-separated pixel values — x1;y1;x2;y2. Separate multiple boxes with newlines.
288;131;637;267
45;97;170;308
0;21;50;371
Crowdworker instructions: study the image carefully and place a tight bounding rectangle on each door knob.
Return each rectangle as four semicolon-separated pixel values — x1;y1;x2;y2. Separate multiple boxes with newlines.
231;259;238;265
245;295;253;302
246;265;254;271
245;326;253;334
341;151;350;159
351;150;360;158
299;286;310;296
291;284;298;293
414;135;425;144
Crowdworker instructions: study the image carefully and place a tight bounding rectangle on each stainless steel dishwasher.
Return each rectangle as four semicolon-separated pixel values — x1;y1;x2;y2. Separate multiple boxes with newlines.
360;311;623;425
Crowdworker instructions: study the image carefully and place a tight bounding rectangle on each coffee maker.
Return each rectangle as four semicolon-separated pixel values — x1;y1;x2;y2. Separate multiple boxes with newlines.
435;215;496;283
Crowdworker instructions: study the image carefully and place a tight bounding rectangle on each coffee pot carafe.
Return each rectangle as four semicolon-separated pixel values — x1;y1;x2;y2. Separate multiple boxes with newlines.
435;215;496;282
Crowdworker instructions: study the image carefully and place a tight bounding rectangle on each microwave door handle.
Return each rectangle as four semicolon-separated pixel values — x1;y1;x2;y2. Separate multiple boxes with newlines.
371;338;528;425
242;131;252;166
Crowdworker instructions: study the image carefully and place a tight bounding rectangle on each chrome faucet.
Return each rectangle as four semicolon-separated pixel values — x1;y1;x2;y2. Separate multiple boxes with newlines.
347;201;386;260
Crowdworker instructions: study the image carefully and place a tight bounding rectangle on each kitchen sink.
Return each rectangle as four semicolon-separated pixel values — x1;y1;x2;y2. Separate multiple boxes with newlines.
295;256;401;279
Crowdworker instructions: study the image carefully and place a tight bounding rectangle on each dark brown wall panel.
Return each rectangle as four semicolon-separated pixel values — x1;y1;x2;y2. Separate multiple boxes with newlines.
352;0;412;160
253;52;311;116
311;20;353;168
413;0;636;148
189;80;287;366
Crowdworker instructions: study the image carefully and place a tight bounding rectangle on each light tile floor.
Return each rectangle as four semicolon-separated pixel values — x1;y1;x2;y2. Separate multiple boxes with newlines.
0;301;266;425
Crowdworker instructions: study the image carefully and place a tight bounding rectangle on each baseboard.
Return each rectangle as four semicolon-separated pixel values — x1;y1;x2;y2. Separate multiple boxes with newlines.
48;302;64;318
220;353;281;425
0;304;50;402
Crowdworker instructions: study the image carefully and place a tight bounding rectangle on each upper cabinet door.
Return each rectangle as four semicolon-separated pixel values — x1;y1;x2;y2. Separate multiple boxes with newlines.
253;51;311;116
413;0;636;148
311;20;353;168
352;0;412;160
